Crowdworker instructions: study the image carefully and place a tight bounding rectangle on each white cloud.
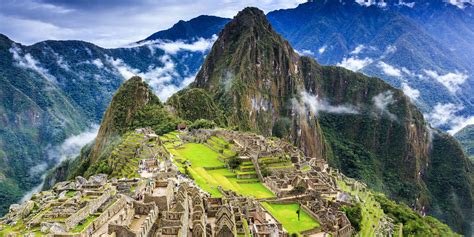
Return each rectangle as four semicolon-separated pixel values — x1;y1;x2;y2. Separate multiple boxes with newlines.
398;1;416;8
107;54;195;101
426;103;474;134
378;61;402;77
355;0;387;7
106;56;139;80
301;49;315;56
384;45;397;55
132;35;217;55
293;91;359;116
318;45;327;54
92;58;104;68
401;83;420;101
49;125;99;163
337;57;373;72
446;0;474;9
21;125;99;203
9;44;57;82
350;45;365;55
423;70;468;93
372;91;397;120
0;0;307;48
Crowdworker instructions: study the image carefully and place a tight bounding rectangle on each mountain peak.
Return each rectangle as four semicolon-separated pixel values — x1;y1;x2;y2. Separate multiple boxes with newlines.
89;76;161;162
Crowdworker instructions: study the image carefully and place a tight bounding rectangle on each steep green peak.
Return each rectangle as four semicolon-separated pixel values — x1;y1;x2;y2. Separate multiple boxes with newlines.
100;76;160;135
194;6;299;91
90;76;161;162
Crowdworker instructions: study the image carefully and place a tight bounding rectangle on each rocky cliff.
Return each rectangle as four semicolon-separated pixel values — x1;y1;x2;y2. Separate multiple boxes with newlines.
192;7;473;235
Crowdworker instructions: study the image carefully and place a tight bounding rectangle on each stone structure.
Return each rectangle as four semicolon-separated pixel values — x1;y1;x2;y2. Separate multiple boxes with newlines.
1;128;360;237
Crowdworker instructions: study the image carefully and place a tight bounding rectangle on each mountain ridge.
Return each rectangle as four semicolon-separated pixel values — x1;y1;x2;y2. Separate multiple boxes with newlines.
189;7;473;235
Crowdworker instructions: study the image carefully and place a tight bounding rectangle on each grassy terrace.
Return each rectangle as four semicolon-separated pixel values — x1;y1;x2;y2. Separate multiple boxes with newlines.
164;134;274;199
337;179;385;237
261;202;319;236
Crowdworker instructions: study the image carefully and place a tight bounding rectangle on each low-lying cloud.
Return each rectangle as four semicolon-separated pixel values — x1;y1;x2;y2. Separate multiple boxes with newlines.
107;54;195;101
423;69;468;93
130;36;217;55
337;56;373;72
372;91;397;121
9;44;56;82
401;82;420;101
426;103;474;134
293;91;359;116
378;61;401;77
21;125;99;202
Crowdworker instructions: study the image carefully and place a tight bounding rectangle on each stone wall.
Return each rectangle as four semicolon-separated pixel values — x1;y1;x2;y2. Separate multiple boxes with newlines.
64;188;113;231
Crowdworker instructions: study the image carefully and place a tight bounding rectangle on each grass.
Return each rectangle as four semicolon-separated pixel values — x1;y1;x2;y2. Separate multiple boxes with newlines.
174;143;223;167
337;179;385;237
71;215;98;233
261;202;320;235
169;142;274;199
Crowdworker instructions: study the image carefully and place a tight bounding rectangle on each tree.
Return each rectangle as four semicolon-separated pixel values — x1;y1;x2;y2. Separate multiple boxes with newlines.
290;186;306;221
228;156;242;170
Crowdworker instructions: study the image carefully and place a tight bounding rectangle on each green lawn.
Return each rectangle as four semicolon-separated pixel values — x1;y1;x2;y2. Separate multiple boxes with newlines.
174;143;223;167
169;143;274;199
262;202;319;235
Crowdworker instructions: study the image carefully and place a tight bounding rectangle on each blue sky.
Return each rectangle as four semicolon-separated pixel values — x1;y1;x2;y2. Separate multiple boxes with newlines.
0;0;305;48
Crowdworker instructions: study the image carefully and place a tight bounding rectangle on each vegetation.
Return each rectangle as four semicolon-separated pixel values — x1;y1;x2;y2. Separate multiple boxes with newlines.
188;119;217;130
167;140;274;199
227;156;242;169
341;204;363;232
454;125;474;162
261;202;319;236
374;193;460;236
167;88;226;126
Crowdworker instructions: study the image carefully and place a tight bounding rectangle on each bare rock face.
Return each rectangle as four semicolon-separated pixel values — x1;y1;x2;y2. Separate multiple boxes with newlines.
41;222;66;234
89;174;108;185
75;176;87;187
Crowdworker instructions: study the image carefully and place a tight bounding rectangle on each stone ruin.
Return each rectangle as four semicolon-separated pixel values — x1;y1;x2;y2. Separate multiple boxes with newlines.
0;128;360;237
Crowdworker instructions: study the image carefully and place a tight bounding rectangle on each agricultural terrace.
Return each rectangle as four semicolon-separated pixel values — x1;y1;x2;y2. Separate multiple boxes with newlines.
162;132;275;199
261;202;320;236
337;178;386;236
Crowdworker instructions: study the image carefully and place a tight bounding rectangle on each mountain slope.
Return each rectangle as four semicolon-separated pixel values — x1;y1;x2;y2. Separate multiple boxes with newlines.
192;7;473;235
0;29;212;213
267;0;474;118
455;125;474;162
43;76;180;187
144;15;230;42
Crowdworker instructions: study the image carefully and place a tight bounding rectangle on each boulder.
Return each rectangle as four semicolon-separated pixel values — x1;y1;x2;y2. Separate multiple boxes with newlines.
89;174;107;185
75;176;87;186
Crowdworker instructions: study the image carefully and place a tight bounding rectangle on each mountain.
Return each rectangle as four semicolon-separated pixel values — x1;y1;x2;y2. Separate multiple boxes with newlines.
267;0;474;119
455;125;474;162
143;15;230;42
43;76;181;187
0;30;212;214
0;76;460;236
1;0;474;225
187;7;473;235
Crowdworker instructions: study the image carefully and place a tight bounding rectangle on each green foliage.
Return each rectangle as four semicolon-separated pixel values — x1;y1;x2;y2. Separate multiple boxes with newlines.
228;156;242;169
167;88;226;126
290;186;306;197
188;119;217;130
132;104;180;135
272;117;291;138
341;204;363;232
374;193;461;236
454;125;474;162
